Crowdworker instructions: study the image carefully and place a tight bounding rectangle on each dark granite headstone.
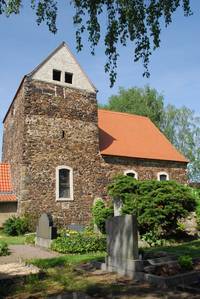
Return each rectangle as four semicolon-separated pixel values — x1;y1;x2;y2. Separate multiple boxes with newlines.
36;213;57;248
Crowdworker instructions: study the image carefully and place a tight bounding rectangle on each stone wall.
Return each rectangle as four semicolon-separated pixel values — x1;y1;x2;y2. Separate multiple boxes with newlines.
2;78;188;228
2;82;25;204
18;78;105;227
103;156;188;184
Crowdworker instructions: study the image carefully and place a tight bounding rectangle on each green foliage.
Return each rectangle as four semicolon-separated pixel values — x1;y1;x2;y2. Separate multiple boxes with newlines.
0;241;9;256
141;232;167;247
100;86;164;127
25;233;36;245
108;176;196;239
0;1;192;86
190;188;200;228
3;216;29;236
92;199;113;234
178;255;193;270
51;230;106;254
161;105;200;182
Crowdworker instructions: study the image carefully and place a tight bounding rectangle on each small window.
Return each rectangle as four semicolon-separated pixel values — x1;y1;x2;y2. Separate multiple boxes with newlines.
65;72;73;84
124;170;138;180
53;69;61;81
56;166;73;201
157;172;169;181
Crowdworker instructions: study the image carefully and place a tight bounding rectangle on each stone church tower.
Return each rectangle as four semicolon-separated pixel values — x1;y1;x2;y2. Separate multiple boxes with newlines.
2;42;106;226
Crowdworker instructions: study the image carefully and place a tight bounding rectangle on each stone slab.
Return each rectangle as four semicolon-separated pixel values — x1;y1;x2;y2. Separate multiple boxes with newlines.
0;262;40;280
106;215;139;261
144;270;200;289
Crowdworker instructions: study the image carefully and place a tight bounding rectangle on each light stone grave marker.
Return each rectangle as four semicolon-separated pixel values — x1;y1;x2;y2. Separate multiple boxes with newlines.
36;213;57;248
102;214;143;279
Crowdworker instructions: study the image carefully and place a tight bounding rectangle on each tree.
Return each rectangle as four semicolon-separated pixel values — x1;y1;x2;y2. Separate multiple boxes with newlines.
161;105;200;182
100;86;164;127
0;0;192;86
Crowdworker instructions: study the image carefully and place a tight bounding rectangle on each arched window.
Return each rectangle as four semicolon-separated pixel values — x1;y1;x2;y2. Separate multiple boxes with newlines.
56;166;73;201
124;170;138;180
157;172;169;181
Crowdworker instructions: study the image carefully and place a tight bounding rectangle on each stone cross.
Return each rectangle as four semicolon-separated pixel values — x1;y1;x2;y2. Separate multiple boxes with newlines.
36;213;57;248
113;197;123;216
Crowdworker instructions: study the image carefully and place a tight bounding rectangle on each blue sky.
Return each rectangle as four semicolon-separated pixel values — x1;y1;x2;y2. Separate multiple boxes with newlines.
0;1;200;158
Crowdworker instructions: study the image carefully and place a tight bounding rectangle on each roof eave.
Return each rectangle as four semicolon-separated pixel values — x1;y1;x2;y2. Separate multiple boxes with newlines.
101;153;189;164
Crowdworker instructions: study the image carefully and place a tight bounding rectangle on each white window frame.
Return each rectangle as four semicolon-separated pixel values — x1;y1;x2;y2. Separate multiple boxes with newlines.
124;170;138;180
157;171;169;181
56;165;74;201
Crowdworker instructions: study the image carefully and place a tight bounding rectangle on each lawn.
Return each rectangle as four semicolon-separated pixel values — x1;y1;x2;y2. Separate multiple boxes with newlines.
0;236;200;298
0;252;192;299
0;229;25;245
145;239;200;259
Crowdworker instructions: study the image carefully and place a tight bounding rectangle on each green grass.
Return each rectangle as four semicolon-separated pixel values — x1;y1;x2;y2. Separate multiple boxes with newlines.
0;253;107;298
145;239;200;259
29;252;106;269
0;229;26;245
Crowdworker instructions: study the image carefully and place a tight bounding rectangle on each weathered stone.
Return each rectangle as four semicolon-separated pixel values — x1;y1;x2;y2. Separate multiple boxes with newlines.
102;215;143;278
36;213;57;248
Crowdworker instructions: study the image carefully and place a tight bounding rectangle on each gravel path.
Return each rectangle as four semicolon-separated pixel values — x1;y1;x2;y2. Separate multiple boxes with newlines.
0;245;60;264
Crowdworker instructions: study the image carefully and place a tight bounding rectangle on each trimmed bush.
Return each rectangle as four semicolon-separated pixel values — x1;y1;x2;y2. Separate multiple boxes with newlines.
51;230;106;254
108;175;196;239
92;199;113;233
0;241;9;256
3;216;29;236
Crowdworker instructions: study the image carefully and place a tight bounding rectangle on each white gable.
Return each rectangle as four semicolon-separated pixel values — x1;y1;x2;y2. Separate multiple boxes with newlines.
31;43;96;93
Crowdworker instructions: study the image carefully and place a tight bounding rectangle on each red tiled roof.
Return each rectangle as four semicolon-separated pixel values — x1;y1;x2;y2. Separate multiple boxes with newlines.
0;194;16;202
98;109;188;163
0;163;16;202
0;164;13;192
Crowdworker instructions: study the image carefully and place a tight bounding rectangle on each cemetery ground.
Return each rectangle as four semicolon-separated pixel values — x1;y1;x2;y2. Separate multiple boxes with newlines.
0;229;25;245
0;235;200;298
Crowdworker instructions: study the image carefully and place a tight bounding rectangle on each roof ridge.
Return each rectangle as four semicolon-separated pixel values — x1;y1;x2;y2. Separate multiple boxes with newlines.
98;109;149;120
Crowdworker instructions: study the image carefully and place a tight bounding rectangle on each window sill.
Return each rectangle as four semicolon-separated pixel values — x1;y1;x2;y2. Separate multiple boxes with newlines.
56;198;74;202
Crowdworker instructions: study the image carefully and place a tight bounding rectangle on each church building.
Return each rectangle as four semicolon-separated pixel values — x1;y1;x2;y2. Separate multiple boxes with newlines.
0;42;188;227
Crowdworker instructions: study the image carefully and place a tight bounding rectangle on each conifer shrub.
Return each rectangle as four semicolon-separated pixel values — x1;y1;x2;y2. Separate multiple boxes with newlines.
108;175;196;239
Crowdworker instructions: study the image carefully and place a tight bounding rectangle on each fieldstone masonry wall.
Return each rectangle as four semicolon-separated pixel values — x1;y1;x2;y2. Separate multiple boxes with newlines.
2;78;188;227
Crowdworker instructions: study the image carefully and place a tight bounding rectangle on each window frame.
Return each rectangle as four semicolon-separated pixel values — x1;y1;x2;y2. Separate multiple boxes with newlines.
56;165;74;201
52;69;62;82
157;171;169;181
65;72;73;84
124;170;138;180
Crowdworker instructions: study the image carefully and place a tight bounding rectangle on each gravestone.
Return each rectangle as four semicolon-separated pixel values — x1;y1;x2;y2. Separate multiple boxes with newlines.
102;214;143;279
36;213;57;248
